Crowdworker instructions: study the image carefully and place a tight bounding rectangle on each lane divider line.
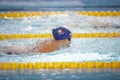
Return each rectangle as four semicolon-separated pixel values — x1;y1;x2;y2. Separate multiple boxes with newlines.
0;32;120;40
0;61;120;70
76;11;120;16
0;11;120;18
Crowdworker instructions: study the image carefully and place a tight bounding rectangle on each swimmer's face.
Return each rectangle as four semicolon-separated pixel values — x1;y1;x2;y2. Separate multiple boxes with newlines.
56;38;71;48
62;39;71;47
67;39;71;47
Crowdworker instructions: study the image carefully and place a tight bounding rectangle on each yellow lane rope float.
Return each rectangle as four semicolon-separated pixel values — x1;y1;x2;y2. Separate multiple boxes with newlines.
0;61;120;70
77;11;120;16
0;11;120;18
0;32;120;40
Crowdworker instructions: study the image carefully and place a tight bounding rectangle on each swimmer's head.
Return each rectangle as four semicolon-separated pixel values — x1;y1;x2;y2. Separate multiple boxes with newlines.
52;27;71;41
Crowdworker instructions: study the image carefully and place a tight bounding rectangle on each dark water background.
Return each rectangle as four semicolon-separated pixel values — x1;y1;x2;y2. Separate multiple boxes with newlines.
0;0;120;12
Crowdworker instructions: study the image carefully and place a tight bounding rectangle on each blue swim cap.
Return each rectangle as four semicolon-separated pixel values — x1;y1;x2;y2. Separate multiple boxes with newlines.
52;27;71;40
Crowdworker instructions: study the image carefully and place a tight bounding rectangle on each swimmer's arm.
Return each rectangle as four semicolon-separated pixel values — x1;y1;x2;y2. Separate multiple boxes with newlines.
88;20;111;27
0;46;29;54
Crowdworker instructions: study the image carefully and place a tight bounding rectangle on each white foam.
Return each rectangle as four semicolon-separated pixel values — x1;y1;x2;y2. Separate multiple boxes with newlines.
0;52;119;63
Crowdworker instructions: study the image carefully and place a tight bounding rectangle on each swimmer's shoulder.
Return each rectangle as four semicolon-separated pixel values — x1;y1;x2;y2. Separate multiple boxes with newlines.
35;40;58;53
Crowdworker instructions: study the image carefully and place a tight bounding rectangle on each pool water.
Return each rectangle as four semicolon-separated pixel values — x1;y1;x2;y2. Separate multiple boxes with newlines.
0;12;120;80
0;69;120;80
0;0;120;79
0;12;120;62
0;0;120;11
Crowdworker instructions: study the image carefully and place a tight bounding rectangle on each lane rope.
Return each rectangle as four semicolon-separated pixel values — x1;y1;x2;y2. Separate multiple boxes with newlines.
0;11;120;18
0;61;120;70
0;32;120;40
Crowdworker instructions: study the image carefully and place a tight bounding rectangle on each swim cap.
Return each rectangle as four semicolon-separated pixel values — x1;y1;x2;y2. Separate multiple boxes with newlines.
52;27;71;40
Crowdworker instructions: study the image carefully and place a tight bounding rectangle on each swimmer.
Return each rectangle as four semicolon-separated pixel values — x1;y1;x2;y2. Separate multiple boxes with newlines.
0;27;71;54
